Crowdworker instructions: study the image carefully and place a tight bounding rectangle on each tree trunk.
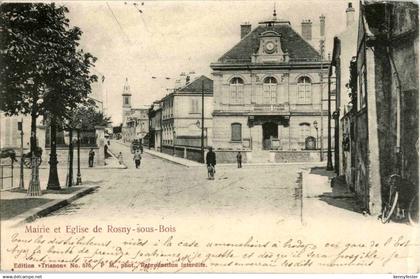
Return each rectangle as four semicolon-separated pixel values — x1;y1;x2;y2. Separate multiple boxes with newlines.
47;116;61;190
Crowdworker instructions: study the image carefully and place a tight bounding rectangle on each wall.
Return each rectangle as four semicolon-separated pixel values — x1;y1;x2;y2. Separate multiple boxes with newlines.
0;113;32;152
161;145;203;163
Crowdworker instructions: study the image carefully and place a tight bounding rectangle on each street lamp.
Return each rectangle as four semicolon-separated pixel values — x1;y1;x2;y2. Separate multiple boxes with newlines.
76;125;82;185
313;120;319;149
18;120;24;189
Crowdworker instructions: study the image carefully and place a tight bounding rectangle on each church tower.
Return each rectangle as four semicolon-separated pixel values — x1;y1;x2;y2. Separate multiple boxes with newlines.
122;78;132;125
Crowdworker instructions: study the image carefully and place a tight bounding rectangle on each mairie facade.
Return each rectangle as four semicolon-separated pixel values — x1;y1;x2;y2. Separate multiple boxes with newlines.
211;13;333;163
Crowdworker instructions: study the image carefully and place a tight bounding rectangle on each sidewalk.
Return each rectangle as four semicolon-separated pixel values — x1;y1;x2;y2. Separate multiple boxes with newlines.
301;166;414;231
0;185;99;227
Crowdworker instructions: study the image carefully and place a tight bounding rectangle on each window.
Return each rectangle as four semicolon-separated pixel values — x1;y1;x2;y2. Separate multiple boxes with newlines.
191;99;199;113
231;123;242;142
263;76;278;104
299;123;311;143
230;77;244;104
358;65;367;110
124;96;129;105
297;76;312;104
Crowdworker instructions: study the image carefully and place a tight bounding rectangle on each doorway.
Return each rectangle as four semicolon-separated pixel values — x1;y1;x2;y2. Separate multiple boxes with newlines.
262;122;278;150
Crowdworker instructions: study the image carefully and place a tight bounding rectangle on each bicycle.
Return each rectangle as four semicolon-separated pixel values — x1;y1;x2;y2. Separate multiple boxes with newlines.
207;164;215;180
381;174;418;225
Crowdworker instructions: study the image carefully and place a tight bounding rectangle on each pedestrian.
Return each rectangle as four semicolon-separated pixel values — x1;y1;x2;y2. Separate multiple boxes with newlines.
88;148;95;167
236;151;242;168
133;149;142;169
118;152;124;165
206;146;216;179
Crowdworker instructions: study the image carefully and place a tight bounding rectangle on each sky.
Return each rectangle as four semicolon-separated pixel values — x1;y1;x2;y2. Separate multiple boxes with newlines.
65;0;359;125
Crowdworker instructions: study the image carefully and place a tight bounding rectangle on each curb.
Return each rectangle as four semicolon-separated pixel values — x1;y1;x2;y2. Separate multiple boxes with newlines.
10;185;100;227
143;149;202;168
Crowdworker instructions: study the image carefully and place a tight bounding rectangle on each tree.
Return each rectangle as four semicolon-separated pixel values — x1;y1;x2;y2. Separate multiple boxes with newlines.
0;3;97;192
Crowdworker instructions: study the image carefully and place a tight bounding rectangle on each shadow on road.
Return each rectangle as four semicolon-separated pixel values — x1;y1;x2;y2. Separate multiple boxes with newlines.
1;198;54;220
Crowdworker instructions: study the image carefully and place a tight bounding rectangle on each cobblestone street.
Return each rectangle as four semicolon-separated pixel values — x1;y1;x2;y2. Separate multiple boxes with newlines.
28;141;310;225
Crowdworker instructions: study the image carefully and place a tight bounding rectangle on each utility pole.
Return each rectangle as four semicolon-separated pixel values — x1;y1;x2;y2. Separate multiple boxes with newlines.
201;79;205;163
318;15;327;162
326;67;334;170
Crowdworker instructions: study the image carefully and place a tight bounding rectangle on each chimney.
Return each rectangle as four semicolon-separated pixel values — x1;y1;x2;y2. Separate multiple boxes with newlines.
319;15;326;39
346;2;355;27
240;22;252;39
301;19;312;41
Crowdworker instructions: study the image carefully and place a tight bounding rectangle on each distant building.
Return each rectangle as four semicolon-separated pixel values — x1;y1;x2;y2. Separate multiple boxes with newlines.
210;9;333;163
159;75;213;161
148;101;162;151
330;2;358;177
120;78;149;143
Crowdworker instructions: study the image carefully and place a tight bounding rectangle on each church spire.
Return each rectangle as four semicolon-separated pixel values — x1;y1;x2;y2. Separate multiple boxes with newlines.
123;77;131;95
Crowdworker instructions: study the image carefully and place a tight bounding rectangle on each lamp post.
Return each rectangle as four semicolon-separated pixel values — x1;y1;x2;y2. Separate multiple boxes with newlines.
313;120;319;149
76;127;82;185
66;129;74;187
47;116;61;190
18;120;24;189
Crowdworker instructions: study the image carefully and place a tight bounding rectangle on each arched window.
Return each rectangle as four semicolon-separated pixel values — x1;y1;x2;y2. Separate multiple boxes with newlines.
299;123;311;143
263;76;278;104
297;76;312;104
231;123;242;142
230;77;244;105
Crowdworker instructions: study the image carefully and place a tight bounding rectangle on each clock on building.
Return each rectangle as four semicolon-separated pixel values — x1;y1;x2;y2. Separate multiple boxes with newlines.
264;41;276;54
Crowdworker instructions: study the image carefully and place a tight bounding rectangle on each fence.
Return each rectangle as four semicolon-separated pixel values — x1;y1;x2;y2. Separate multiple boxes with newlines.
0;159;14;190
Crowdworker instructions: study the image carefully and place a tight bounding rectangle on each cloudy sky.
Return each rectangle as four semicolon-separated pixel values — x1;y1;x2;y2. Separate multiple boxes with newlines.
65;0;359;125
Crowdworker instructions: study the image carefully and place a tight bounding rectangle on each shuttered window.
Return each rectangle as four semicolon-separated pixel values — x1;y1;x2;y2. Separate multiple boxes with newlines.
231;123;242;142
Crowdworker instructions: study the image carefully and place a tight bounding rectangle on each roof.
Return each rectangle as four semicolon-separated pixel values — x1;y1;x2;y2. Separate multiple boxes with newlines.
176;75;213;94
217;24;321;64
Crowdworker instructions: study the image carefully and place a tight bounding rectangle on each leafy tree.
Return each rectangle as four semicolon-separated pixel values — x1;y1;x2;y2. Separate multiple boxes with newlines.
0;3;97;191
0;3;96;152
68;105;112;131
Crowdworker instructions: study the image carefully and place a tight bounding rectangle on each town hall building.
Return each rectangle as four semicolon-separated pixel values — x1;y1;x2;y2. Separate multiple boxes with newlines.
210;10;333;163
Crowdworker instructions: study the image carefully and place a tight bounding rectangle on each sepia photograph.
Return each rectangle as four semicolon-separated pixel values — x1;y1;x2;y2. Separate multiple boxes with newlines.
0;0;419;277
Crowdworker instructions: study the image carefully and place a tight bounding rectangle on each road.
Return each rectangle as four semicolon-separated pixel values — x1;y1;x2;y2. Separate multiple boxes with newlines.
29;141;311;225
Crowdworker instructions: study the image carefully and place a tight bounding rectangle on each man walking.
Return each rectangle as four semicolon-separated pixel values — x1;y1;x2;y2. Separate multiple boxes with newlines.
236;151;242;168
206;147;216;179
133;149;142;169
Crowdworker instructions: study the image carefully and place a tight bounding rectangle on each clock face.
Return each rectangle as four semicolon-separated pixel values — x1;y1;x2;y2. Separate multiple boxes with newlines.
264;41;276;54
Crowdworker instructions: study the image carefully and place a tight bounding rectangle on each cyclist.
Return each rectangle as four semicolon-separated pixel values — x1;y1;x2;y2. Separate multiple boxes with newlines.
206;147;216;180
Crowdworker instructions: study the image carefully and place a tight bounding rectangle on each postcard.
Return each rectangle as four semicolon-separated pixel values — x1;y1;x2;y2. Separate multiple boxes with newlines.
0;0;419;276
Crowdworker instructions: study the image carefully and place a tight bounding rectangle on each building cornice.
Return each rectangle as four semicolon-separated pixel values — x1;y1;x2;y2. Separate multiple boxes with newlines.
210;61;330;71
